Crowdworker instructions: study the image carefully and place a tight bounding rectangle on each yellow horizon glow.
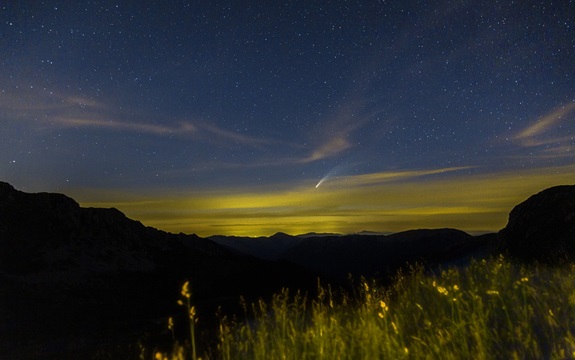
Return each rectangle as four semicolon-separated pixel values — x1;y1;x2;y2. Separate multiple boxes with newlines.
75;164;575;237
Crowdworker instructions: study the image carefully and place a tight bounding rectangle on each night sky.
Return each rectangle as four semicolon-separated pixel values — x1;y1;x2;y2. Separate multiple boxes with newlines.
2;1;574;236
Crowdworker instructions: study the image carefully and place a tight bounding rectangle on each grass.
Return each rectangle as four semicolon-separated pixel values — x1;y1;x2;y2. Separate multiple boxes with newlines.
157;255;575;359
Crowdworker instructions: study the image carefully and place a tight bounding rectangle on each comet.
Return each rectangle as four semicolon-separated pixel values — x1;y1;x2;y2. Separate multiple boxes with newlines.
315;177;327;188
315;162;351;188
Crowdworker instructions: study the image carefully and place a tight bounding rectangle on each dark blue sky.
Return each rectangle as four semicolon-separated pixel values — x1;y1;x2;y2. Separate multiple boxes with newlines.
1;1;574;236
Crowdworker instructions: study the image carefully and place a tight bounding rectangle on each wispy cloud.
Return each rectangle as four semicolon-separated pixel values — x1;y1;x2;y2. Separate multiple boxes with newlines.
301;136;352;163
0;87;103;112
198;123;272;147
300;92;387;163
52;116;198;136
2;86;281;147
514;101;575;147
53;114;279;148
318;166;475;188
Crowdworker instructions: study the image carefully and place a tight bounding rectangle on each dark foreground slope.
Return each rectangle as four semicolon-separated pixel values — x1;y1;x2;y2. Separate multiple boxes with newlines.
0;182;315;359
498;185;575;262
2;181;573;359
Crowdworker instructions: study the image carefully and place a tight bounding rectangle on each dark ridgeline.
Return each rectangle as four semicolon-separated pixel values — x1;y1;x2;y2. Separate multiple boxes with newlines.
1;181;574;359
212;229;494;282
498;185;575;263
0;181;316;359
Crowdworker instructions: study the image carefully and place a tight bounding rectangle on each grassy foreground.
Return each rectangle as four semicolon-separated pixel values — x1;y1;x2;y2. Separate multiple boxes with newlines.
157;256;575;359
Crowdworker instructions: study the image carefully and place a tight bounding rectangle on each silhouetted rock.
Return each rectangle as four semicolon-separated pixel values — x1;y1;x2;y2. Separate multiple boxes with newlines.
12;180;567;358
498;185;575;263
0;181;316;359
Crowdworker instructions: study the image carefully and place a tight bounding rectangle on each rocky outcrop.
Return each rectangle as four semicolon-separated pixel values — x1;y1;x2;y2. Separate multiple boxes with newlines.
498;185;575;263
0;181;225;276
0;181;316;359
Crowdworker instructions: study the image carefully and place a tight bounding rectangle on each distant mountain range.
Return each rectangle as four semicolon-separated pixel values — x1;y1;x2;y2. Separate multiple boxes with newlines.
1;181;573;359
210;229;494;281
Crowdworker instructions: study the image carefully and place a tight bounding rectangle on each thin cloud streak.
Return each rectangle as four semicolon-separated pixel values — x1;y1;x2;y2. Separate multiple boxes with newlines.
321;166;475;188
514;101;575;147
52;116;197;136
301;136;352;163
0;86;105;112
2;86;281;147
198;123;273;147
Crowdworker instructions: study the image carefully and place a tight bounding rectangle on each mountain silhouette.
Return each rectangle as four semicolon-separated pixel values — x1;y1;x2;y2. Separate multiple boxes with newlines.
498;185;575;263
2;181;574;359
279;229;491;281
0;181;316;359
209;232;304;260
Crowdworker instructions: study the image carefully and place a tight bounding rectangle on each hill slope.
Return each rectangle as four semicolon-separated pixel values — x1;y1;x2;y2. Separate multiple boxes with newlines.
0;182;315;359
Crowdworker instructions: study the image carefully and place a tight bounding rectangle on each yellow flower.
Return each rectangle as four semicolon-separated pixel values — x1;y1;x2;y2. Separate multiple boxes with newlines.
168;317;174;330
391;321;399;334
486;290;499;295
521;277;529;282
436;286;449;296
452;284;459;291
380;300;389;312
181;281;191;298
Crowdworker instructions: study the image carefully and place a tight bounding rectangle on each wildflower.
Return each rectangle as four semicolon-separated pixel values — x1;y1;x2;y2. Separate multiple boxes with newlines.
416;303;423;311
168;317;174;330
380;300;389;312
391;321;399;335
520;277;529;282
486;290;499;295
436;286;449;296
452;284;459;291
548;309;554;317
190;305;198;322
404;347;409;354
378;300;389;318
181;281;191;298
177;299;184;306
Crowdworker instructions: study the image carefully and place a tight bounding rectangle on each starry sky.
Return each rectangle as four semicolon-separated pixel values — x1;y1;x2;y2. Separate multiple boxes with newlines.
1;1;574;236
